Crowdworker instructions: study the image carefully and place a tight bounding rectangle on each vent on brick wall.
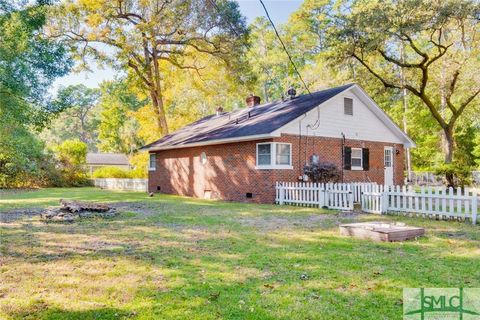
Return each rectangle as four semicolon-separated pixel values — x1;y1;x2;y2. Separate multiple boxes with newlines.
204;190;212;199
157;186;161;191
246;192;253;198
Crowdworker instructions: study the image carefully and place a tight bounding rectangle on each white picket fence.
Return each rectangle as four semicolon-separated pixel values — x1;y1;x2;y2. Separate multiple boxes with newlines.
362;185;478;224
275;182;355;211
276;182;479;224
92;178;147;192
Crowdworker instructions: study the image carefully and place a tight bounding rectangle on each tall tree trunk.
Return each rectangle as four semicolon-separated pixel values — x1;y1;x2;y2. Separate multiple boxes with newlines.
442;126;455;187
443;126;455;163
149;88;169;136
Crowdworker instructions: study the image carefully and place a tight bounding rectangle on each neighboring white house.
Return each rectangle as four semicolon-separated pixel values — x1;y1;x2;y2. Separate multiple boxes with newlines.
86;153;130;174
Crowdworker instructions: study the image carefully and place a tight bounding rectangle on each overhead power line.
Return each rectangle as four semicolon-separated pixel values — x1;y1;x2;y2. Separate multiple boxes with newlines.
258;0;311;95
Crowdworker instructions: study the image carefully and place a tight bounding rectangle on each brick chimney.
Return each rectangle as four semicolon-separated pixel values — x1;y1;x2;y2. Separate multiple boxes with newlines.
246;94;261;107
216;106;224;115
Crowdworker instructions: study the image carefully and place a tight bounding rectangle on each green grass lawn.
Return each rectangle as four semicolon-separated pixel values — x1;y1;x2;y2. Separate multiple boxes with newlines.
1;188;479;319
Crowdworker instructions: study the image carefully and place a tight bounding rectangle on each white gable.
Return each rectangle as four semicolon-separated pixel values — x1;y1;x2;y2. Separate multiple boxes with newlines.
278;86;409;145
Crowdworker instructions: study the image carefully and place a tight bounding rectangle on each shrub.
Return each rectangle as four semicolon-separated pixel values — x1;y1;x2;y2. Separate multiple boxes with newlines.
128;167;147;178
303;161;341;183
92;166;131;179
56;139;87;166
52;140;90;187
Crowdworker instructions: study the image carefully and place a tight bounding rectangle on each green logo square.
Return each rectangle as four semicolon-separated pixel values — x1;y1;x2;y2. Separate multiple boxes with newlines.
404;288;480;319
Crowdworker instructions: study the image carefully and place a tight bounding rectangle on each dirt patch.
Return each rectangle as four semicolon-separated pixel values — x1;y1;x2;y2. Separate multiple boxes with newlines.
110;202;164;217
0;208;44;223
0;201;160;223
239;211;361;231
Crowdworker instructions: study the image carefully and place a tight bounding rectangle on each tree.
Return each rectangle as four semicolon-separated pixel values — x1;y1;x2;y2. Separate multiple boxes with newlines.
97;79;146;154
320;0;480;170
49;84;101;147
51;0;248;135
54;139;89;186
55;139;87;166
0;0;71;187
247;17;290;101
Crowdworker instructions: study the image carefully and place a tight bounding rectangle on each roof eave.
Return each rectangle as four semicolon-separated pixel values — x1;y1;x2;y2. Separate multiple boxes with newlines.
143;133;278;152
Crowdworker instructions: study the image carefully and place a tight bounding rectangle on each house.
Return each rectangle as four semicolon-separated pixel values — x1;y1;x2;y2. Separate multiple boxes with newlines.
141;84;415;203
86;153;130;175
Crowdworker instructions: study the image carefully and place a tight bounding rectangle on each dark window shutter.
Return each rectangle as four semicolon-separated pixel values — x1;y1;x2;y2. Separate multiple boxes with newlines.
363;148;370;171
344;147;352;170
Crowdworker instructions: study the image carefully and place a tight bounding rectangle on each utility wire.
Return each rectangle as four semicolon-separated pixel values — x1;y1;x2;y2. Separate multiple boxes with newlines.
258;0;311;95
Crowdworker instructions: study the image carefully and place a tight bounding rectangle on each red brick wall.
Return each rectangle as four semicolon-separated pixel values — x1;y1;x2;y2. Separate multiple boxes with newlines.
148;134;404;203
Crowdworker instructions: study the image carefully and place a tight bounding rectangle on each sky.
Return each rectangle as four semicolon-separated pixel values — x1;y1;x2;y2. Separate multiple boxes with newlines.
50;0;303;94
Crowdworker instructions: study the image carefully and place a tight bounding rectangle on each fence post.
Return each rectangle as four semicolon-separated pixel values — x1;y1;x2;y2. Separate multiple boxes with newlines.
279;183;285;205
319;183;326;208
472;196;477;225
381;192;388;214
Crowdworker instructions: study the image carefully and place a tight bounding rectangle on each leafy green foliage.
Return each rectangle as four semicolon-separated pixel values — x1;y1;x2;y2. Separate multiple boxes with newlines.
92;166;130;179
433;162;472;188
54;0;249;135
315;0;480;167
0;0;71;188
55;139;87;166
97;80;146;154
91;166;147;179
53;139;90;186
42;85;100;149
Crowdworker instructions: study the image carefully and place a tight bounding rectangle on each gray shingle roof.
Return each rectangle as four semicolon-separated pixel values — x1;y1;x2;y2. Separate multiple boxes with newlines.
86;153;129;165
141;84;355;151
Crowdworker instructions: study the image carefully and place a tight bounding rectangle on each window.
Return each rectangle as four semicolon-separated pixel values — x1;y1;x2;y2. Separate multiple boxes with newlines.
344;97;353;115
257;143;272;166
256;143;292;169
351;148;362;170
149;153;156;171
276;143;291;165
384;148;392;167
200;152;207;165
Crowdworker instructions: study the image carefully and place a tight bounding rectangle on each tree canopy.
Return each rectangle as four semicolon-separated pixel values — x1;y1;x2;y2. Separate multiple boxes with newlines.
2;0;480;188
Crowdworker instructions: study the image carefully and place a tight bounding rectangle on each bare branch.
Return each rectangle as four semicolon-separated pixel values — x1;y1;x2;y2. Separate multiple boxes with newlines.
377;49;423;68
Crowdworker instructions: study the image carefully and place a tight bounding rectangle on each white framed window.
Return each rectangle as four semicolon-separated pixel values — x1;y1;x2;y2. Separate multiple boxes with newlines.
351;148;363;170
256;143;292;169
149;153;156;171
344;97;353;115
257;143;272;166
276;143;291;165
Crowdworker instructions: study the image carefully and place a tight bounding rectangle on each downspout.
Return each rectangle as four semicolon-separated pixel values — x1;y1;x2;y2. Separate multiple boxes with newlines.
341;132;345;183
298;113;307;178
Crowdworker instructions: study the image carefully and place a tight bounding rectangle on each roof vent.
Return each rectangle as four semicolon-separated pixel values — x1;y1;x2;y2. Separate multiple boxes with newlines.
246;94;261;107
287;87;296;99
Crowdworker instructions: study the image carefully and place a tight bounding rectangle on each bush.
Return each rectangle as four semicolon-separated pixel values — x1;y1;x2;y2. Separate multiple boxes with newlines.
433;162;472;187
303;161;341;183
128;167;147;178
52;139;90;187
92;166;132;179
